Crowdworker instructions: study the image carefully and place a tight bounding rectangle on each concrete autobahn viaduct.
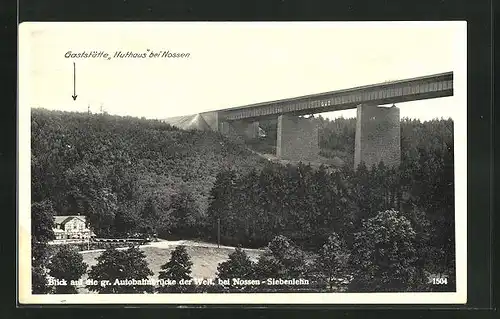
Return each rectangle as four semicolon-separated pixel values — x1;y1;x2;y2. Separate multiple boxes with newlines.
176;71;453;169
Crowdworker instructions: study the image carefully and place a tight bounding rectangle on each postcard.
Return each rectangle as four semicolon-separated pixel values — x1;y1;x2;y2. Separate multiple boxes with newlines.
18;21;467;304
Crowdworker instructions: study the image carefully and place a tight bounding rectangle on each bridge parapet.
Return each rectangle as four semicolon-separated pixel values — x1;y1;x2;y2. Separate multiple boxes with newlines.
219;72;453;122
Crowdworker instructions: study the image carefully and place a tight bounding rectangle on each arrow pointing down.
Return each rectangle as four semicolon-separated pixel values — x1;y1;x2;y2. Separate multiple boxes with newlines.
72;62;78;100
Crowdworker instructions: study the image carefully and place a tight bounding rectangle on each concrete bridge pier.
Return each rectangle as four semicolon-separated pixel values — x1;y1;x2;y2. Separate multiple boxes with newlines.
274;105;401;168
354;104;401;169
220;105;401;169
276;114;320;161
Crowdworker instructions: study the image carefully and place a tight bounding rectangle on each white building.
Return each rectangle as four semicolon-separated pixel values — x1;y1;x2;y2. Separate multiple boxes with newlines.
53;215;94;240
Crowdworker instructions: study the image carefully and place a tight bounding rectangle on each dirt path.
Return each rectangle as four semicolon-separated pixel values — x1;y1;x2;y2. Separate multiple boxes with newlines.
79;239;263;254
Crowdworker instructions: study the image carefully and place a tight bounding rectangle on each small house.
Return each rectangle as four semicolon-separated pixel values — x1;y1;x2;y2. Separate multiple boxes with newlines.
53;215;94;240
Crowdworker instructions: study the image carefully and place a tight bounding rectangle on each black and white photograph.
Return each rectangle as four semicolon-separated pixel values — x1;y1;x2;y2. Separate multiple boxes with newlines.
18;21;467;304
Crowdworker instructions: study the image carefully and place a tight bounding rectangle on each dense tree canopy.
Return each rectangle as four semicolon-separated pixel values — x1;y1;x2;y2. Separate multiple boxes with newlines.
31;109;266;239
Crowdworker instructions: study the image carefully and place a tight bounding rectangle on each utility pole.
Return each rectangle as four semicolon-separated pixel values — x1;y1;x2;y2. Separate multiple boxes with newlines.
217;217;220;248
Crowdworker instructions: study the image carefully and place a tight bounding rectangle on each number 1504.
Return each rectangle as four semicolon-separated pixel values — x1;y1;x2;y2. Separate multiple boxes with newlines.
431;277;448;285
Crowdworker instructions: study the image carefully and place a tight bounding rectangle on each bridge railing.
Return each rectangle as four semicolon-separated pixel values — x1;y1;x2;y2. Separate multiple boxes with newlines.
220;72;453;121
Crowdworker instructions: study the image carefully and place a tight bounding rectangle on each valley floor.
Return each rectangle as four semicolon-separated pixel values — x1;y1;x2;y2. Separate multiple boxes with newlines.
76;239;263;294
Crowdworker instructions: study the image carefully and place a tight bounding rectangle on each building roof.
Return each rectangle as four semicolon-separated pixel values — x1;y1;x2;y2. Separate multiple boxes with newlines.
54;215;86;225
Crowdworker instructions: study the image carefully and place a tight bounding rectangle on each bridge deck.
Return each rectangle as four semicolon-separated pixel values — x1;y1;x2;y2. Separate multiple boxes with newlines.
220;71;453;121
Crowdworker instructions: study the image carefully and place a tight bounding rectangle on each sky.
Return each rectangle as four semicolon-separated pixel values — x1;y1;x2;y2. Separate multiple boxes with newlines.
19;22;467;121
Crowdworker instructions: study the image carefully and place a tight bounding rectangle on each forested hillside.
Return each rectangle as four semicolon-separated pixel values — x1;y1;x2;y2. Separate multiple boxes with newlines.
31;109;267;239
31;109;455;291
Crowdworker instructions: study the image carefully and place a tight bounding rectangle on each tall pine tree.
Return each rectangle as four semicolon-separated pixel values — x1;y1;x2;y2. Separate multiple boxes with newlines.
157;246;193;293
